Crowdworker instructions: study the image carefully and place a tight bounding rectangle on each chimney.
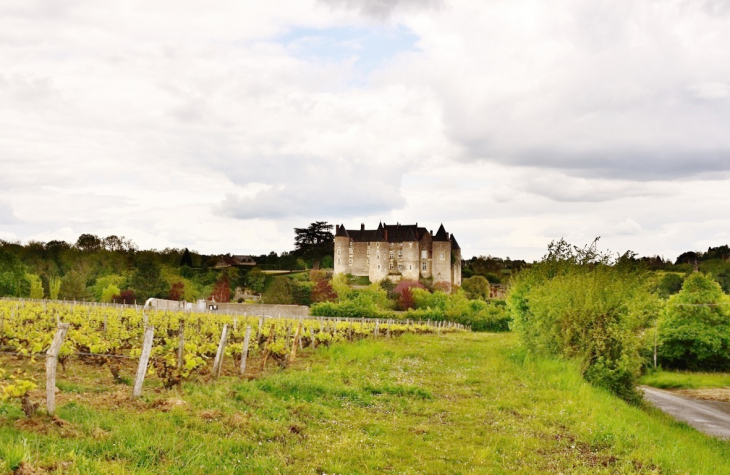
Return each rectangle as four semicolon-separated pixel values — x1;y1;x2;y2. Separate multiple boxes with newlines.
384;228;388;241
430;230;433;236
361;223;365;231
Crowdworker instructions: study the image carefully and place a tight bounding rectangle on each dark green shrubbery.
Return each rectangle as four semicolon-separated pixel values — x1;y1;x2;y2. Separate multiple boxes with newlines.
507;239;660;403
657;273;730;370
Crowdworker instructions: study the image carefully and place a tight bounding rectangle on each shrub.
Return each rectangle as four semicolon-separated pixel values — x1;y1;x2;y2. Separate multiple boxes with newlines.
657;273;730;370
461;276;490;301
311;280;337;303
394;281;425;310
507;239;660;403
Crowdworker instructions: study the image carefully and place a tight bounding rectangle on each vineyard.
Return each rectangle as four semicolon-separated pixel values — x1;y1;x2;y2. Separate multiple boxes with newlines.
0;298;464;417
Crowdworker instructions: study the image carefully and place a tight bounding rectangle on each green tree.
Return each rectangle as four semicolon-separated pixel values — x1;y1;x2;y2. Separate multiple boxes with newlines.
93;274;126;302
25;274;44;299
129;257;168;302
101;284;121;303
59;270;89;300
461;275;491;301
246;268;267;294
658;273;730;370
293;221;334;269
263;277;294;304
657;273;683;299
49;276;61;300
0;248;26;297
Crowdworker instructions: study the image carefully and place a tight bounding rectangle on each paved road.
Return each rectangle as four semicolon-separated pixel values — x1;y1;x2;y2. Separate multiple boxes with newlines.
641;386;730;439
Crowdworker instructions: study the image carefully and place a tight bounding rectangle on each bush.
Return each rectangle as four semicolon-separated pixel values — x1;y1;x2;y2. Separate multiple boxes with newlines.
507;239;660;403
461;276;490;301
657;273;730;370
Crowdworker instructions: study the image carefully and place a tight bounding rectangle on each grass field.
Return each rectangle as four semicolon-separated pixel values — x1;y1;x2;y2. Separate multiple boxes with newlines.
640;370;730;390
2;332;730;474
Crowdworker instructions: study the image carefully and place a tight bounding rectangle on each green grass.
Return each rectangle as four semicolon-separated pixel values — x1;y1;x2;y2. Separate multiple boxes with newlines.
2;333;730;473
640;370;730;389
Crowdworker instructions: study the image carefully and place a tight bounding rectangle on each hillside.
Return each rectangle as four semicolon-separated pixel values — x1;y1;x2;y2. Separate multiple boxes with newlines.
2;332;730;474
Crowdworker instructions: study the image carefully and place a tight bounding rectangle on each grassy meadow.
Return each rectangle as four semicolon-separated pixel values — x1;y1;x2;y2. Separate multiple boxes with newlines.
2;332;730;474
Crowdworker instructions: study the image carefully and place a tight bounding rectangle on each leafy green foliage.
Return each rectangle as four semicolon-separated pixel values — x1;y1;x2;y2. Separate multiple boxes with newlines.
263;277;294;304
657;273;730;370
460;275;490;301
656;273;684;299
246;268;267;294
59;269;89;300
25;274;44;299
507;239;660;403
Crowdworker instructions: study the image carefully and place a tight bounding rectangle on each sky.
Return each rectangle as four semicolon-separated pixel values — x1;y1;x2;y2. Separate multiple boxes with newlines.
1;0;729;262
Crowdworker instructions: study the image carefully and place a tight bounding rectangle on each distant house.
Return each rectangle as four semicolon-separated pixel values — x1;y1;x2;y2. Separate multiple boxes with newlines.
213;255;257;269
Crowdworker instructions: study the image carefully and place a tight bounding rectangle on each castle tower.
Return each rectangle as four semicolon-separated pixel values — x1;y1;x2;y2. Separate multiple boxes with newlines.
431;224;452;289
334;224;351;275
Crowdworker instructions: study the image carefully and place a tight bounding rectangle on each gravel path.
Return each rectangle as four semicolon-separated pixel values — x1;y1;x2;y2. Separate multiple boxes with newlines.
642;386;730;439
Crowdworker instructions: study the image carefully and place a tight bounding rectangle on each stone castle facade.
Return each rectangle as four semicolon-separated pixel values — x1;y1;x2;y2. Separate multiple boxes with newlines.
333;222;462;288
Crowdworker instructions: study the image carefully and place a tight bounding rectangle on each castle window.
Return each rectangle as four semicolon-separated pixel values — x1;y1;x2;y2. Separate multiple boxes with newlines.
349;247;353;255
377;264;381;270
337;248;341;255
389;251;394;259
421;250;427;259
398;251;402;258
376;252;380;259
367;258;370;265
337;258;341;264
349;258;353;264
409;265;412;270
422;262;427;270
440;252;445;260
377;242;380;248
389;262;394;270
398;264;403;270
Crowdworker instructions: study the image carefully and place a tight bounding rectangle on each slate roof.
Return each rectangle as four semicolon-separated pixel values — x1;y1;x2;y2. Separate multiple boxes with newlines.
450;234;461;250
343;223;432;243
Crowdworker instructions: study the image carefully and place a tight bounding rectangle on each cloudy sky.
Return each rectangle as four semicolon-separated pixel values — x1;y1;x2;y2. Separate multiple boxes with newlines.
1;0;729;261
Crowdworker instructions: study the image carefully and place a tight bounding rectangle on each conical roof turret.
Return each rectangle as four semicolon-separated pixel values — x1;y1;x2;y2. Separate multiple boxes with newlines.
433;224;449;241
335;224;350;237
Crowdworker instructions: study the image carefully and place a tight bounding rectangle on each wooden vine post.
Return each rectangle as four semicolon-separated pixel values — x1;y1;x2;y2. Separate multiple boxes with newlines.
177;321;185;370
132;325;155;399
289;321;303;363
240;325;252;377
46;323;70;415
212;324;229;378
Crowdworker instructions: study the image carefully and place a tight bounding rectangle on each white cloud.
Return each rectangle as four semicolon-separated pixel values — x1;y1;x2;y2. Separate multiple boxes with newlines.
1;0;729;261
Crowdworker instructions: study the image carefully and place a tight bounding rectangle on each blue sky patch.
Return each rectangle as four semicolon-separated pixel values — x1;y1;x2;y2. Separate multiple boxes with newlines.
277;24;420;75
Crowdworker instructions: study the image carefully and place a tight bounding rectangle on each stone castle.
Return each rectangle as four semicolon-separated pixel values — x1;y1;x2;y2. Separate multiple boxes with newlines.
333;222;462;288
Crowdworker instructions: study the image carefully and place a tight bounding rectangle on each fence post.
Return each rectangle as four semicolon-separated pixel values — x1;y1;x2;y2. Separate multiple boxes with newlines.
132;325;155;399
240;325;252;377
46;323;70;415
177;321;185;370
212;324;229;378
374;319;380;337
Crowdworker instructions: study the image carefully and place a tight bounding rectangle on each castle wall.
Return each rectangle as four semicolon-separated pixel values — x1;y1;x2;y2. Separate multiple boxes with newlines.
400;240;420;281
419;233;433;279
368;241;389;282
351;241;369;276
